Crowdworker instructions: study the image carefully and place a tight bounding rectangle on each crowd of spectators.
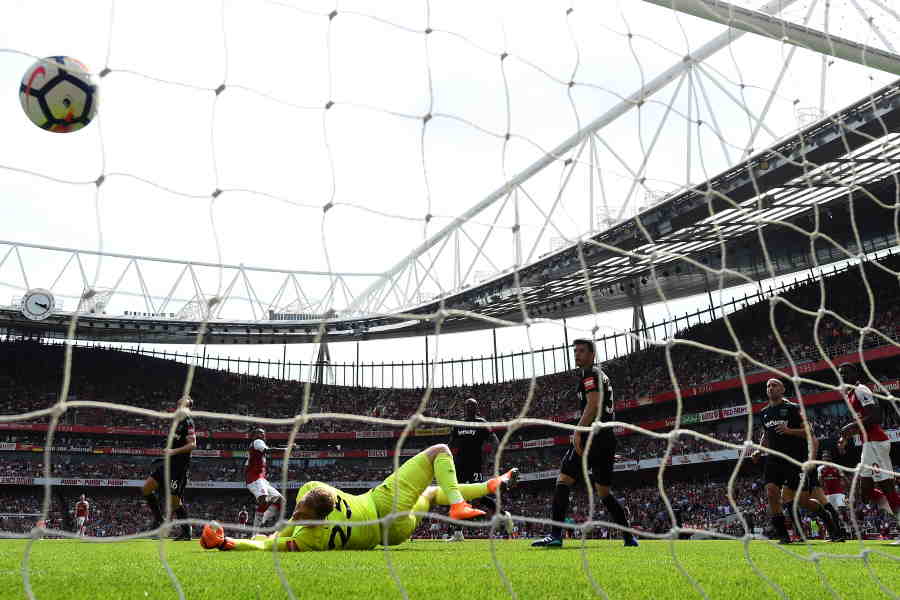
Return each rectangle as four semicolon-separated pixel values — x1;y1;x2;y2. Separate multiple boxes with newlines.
0;455;394;484
1;256;899;441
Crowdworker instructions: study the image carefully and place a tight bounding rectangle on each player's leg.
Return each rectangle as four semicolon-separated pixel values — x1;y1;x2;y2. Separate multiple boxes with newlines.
401;469;518;545
869;442;900;521
170;474;192;540
261;485;285;527
380;492;433;546
784;467;840;542
370;444;486;522
857;442;895;516
811;485;846;539
532;446;578;547
252;498;267;534
449;468;478;540
424;467;518;506
763;459;791;544
142;470;164;530
828;493;851;530
247;479;274;533
589;442;637;547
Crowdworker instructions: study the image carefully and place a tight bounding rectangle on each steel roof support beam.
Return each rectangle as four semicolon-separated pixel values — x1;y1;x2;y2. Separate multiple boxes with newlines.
645;0;900;75
347;0;802;314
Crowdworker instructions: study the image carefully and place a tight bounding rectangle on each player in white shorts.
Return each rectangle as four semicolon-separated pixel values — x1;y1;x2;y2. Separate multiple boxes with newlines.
836;363;900;527
74;494;90;537
245;428;286;533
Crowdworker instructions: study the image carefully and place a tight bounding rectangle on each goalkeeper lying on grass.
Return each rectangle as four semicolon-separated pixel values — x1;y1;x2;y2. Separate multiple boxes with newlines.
200;444;518;551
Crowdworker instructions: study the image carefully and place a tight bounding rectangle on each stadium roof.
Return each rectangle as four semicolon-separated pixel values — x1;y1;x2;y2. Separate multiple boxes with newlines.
3;79;900;344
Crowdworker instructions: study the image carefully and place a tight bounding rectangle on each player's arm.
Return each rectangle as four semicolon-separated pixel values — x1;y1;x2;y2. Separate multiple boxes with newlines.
447;425;458;452
751;430;767;462
573;389;600;456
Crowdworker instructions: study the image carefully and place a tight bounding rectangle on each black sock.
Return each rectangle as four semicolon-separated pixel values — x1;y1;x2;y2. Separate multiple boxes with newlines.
175;505;190;536
550;484;571;538
787;511;803;536
770;514;788;538
822;504;842;534
602;494;633;541
477;494;497;513
144;493;163;526
814;505;837;537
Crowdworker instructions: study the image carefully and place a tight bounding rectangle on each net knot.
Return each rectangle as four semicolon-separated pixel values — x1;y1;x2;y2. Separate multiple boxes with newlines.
328;9;337;20
214;84;226;96
211;188;222;198
99;67;111;78
50;401;67;419
95;174;106;187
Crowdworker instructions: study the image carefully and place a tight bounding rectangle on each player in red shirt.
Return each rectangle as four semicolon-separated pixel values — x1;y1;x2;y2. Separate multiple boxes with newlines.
818;450;849;519
836;363;900;528
246;428;286;534
237;508;249;538
74;494;90;537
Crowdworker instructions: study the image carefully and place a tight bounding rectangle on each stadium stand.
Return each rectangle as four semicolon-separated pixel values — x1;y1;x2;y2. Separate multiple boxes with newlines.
1;255;898;541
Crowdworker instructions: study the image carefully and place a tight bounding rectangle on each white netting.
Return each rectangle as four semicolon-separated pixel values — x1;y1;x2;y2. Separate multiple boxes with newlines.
2;0;900;598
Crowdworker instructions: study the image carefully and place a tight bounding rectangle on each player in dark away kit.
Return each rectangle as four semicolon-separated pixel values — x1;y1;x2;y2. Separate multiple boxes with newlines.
448;398;514;539
141;396;196;540
752;379;842;544
532;339;637;548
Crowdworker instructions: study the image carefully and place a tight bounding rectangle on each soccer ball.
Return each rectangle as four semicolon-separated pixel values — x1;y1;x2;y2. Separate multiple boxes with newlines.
19;56;98;133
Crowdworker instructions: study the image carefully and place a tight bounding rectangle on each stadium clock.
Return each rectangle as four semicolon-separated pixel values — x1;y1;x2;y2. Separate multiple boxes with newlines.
21;288;55;321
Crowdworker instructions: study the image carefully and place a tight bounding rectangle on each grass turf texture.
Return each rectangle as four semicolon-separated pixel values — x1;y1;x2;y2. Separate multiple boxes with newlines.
2;538;900;599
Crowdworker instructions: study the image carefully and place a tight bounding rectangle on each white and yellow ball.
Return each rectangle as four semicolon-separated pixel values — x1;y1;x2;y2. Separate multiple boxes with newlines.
19;56;98;133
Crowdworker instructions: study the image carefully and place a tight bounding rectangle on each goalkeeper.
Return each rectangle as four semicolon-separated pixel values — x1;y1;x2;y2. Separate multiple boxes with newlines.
200;444;518;551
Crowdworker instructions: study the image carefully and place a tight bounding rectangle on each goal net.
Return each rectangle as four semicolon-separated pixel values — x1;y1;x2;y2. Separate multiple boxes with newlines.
2;0;900;598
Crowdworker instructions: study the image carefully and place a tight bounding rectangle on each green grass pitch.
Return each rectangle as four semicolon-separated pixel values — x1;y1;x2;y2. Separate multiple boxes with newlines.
2;538;900;599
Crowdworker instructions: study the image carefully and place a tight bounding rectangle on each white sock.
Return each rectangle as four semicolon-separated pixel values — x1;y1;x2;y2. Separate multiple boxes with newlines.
262;503;281;524
252;510;264;534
